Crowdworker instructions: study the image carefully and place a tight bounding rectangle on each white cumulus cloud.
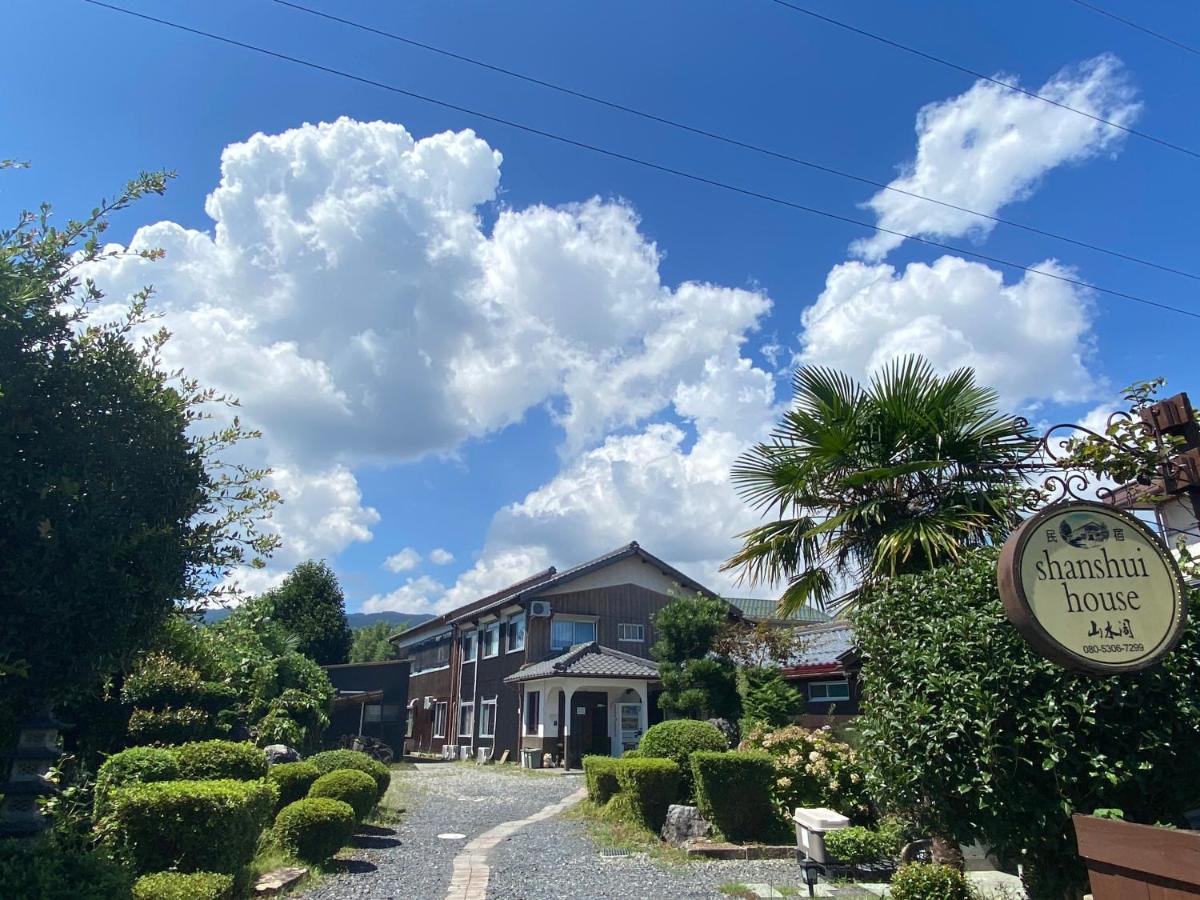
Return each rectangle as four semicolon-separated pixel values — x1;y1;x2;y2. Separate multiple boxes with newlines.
383;547;421;573
429;548;455;565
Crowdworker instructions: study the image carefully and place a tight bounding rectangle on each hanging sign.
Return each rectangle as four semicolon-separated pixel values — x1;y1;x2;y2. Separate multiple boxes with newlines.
998;501;1188;674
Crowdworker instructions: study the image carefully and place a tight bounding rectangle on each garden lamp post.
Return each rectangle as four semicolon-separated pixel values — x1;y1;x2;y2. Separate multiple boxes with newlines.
800;858;822;897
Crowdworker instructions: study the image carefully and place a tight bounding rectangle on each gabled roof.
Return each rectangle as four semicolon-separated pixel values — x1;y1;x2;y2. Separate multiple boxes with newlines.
503;642;659;683
728;597;831;625
781;621;856;674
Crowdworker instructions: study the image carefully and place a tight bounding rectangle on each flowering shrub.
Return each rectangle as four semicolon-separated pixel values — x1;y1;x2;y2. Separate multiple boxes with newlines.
738;723;871;823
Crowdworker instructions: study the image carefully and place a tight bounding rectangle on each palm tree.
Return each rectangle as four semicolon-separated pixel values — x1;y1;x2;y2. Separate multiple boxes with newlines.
723;356;1035;615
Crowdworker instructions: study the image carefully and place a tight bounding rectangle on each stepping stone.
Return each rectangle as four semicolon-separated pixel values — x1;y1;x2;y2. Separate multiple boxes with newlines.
254;866;307;895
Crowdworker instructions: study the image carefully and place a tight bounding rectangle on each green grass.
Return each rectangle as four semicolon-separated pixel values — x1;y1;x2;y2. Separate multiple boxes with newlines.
718;883;802;899
566;799;691;865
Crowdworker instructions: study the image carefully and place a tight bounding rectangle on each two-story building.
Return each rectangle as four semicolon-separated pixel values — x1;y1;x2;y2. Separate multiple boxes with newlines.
393;542;716;767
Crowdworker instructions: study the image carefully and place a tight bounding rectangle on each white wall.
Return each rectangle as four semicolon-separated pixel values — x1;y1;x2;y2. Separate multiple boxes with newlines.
539;555;698;596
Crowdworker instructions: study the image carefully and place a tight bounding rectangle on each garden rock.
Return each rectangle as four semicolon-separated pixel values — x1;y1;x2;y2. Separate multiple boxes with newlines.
264;744;301;764
660;804;711;844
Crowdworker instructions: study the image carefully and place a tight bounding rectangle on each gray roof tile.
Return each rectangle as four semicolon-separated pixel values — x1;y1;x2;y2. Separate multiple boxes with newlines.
504;642;659;683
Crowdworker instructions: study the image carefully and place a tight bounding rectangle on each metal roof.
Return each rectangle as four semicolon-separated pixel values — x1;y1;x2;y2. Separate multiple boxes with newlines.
783;622;857;670
503;642;659;683
727;597;831;624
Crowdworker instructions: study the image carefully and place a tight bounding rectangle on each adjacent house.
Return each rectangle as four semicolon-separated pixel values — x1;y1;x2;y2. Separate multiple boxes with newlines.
392;542;716;767
781;621;861;728
322;658;412;750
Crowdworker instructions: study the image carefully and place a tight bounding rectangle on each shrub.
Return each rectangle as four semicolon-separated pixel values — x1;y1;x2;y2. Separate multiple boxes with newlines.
307;749;390;801
308;768;377;821
132;871;235;900
122;653;236;714
273;797;356;864
739;723;871;824
638;719;726;800
175;740;269;781
0;838;133;900
267;761;321;811
823;825;896;866
108;778;277;874
613;758;680;832
127;706;212;745
94;746;180;818
622;749;642;759
690;750;775;842
582;755;621;805
888;863;976;900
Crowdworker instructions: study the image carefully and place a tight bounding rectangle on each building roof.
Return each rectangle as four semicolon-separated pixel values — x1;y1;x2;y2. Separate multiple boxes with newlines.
781;622;857;677
728;596;831;625
503;642;659;683
331;689;385;708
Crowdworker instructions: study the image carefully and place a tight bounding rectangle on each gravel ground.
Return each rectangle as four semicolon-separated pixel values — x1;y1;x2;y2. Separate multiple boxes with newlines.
300;762;585;900
487;811;809;900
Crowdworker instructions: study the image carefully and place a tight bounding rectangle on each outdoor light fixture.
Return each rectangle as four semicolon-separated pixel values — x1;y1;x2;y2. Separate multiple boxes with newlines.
800;858;822;897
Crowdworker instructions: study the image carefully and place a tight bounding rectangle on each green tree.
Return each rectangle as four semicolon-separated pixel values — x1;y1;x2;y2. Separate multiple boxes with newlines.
349;622;404;663
855;549;1200;899
737;667;803;728
261;561;352;665
0;168;279;726
723;356;1034;613
651;592;740;720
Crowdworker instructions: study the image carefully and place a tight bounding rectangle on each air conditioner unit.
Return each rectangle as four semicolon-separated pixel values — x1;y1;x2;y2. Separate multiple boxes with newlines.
459;746;472;760
441;745;458;760
476;747;493;765
529;600;551;617
423;696;434;710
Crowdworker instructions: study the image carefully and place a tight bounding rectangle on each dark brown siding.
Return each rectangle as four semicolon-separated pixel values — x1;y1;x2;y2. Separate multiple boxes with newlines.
526;584;672;662
404;635;455;754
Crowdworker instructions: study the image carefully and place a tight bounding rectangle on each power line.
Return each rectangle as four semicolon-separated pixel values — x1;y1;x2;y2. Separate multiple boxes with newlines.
1068;0;1200;58
78;0;1200;322
767;0;1200;162
265;0;1200;283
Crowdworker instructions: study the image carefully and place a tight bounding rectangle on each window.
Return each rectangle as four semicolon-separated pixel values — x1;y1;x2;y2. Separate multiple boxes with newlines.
479;699;497;738
617;623;645;643
459;702;474;740
460;630;477;664
507;613;526;653
483;622;500;658
364;704;382;723
433;701;448;738
809;680;851;702
551;618;597;650
411;640;450;673
524;690;540;735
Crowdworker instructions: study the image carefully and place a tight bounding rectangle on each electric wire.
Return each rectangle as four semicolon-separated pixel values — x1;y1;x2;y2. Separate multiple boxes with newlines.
1067;0;1200;58
767;0;1200;162
78;0;1200;322
265;0;1200;283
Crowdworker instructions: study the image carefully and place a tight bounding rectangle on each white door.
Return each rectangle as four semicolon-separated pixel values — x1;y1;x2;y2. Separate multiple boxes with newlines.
618;703;643;752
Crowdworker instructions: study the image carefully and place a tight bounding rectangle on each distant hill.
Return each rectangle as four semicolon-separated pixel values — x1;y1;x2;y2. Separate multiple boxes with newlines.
201;608;434;632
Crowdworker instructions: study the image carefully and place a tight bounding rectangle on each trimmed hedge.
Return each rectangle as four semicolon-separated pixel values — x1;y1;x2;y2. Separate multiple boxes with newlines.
132;871;235;900
308;769;377;821
0;839;133;900
690;751;775;842
888;863;976;900
127;706;211;745
108;778;277;874
638;720;726;801
274;798;357;864
613;758;680;832
267;761;322;811
823;825;896;866
174;740;269;782
94;746;180;818
582;755;621;805
307;749;390;801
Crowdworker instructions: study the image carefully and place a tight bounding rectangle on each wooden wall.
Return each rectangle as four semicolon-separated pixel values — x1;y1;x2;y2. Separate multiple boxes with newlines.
525;584;671;662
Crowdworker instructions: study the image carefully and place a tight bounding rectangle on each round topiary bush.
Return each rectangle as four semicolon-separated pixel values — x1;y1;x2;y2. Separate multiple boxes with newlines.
267;761;322;811
94;745;181;818
306;749;390;801
888;863;976;900
132;871;235;900
273;797;357;864
308;768;377;821
174;740;269;781
638;719;727;800
126;706;212;745
823;825;896;867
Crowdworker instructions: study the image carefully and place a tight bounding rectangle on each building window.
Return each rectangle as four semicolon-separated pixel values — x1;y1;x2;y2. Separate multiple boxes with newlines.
524;690;540;735
617;623;645;642
363;704;401;723
808;680;851;702
507;613;526;653
483;622;500;658
459;702;474;740
411;639;450;673
551;618;597;651
479;699;497;738
433;701;448;738
461;630;477;664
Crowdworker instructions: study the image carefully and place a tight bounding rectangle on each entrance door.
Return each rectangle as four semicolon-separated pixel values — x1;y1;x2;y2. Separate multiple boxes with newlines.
569;691;609;766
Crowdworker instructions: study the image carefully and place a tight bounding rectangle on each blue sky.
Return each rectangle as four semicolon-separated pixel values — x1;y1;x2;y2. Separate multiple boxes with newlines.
5;1;1200;613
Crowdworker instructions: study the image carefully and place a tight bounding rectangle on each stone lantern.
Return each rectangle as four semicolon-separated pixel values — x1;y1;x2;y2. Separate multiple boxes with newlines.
0;710;66;837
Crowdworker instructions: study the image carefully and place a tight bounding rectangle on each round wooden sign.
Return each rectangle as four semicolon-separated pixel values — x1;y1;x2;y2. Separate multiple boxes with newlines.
998;501;1189;674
